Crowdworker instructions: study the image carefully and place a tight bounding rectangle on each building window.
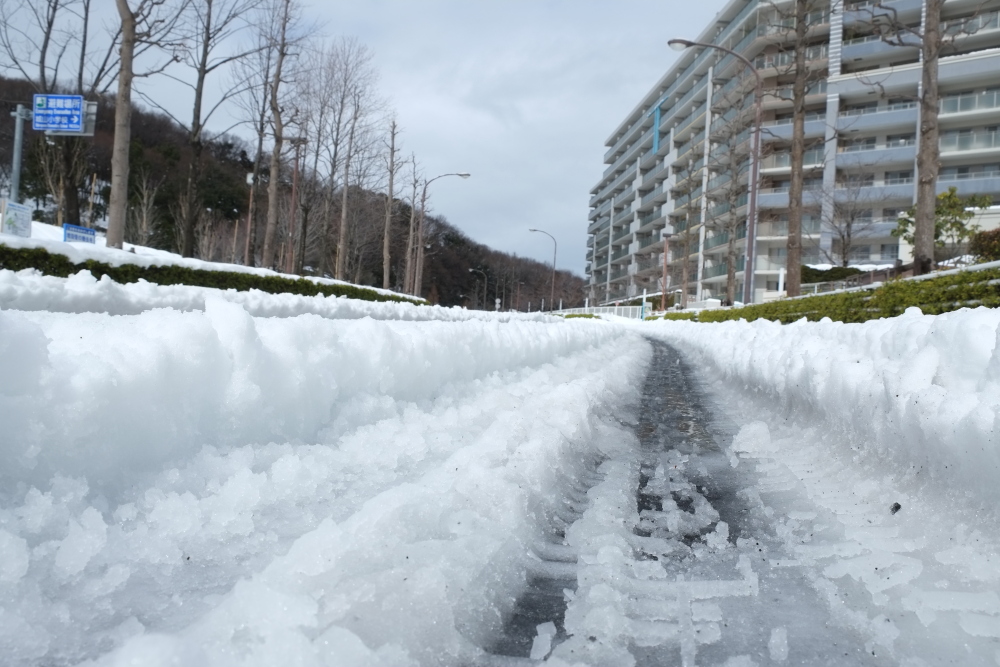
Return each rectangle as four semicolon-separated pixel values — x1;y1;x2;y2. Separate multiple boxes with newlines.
850;245;872;261
880;244;900;260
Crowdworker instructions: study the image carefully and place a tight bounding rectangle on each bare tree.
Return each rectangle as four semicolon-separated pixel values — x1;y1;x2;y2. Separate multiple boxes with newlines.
108;0;187;249
856;0;993;273
760;0;830;295
134;0;262;257
403;157;421;294
705;66;758;304
0;0;122;223
261;0;300;268
125;167;162;245
382;117;401;289
335;90;361;280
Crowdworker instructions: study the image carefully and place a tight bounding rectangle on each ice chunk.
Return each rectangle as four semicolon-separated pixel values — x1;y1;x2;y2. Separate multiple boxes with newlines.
768;626;788;662
54;507;107;577
0;529;30;582
529;621;557;660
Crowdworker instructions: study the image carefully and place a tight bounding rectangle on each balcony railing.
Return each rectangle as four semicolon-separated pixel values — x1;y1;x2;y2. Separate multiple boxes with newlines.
638;210;660;226
612;225;632;241
762;148;825;168
940;128;1000;152
762;112;825;127
941;88;1000;114
944;9;1000;37
613;207;633;223
753;44;828;70
640;185;664;206
702;256;745;279
611;247;631;261
639;236;662;250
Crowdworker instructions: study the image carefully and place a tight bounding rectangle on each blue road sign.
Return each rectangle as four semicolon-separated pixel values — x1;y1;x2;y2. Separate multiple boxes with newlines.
63;223;95;244
32;94;85;133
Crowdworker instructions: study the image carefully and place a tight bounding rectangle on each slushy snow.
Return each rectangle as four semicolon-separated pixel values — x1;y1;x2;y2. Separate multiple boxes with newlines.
3;255;1000;665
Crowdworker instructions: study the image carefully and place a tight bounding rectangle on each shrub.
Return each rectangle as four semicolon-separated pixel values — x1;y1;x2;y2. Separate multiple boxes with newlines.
800;265;862;284
971;228;1000;263
562;313;600;319
698;266;1000;324
0;244;423;304
657;312;698;321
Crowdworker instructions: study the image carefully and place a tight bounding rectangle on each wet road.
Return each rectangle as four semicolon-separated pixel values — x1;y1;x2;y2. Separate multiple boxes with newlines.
483;339;891;666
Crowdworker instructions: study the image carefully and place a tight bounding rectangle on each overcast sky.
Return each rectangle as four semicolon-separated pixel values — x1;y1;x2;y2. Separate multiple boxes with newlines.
287;0;727;275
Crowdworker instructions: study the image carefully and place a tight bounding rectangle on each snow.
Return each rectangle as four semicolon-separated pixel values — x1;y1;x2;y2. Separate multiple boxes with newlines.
0;292;640;666
3;224;416;301
644;309;1000;665
646;307;1000;509
4;260;1000;665
0;268;556;322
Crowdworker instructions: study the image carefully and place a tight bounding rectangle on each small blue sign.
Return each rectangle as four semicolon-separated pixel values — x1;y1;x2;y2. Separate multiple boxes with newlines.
63;223;95;244
32;94;85;132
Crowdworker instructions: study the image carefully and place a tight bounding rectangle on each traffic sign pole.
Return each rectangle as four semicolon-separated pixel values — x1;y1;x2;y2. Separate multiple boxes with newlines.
10;103;30;204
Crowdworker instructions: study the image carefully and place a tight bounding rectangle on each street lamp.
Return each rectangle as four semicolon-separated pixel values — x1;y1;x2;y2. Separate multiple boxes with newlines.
528;228;557;311
468;267;488;309
668;38;762;306
411;172;471;296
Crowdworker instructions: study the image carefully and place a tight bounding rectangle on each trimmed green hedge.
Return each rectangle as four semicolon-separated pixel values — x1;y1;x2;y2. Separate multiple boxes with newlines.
646;312;698;322
561;313;600;320
698;266;1000;324
0;244;422;304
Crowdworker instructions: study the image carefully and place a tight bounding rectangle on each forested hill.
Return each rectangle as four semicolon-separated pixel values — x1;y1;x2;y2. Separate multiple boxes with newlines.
0;75;584;309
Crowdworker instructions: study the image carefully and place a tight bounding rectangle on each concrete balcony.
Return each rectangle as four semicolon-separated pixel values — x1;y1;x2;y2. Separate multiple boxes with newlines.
835;144;915;169
761;117;827;142
837;106;918;135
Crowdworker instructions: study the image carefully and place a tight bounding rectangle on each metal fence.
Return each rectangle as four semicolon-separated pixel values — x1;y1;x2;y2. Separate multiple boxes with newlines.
557;306;646;319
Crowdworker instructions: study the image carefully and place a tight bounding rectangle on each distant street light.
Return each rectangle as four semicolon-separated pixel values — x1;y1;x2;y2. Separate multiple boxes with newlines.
469;267;488;309
412;172;470;296
668;38;762;306
528;228;557;311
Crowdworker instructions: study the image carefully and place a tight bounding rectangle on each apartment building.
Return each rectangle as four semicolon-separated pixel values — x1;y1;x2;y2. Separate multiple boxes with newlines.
585;0;1000;305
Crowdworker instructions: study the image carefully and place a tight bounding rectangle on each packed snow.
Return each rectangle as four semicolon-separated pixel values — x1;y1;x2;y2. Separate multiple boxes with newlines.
0;292;640;666
3;223;415;301
3;262;1000;666
0;268;554;322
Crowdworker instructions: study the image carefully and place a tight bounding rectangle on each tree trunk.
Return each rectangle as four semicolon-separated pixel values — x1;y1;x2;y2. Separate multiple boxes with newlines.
335;106;358;281
785;0;809;297
60;138;83;225
107;0;136;249
680;224;690;310
726;233;737;305
383;122;397;290
914;0;943;275
404;182;418;293
261;0;290;269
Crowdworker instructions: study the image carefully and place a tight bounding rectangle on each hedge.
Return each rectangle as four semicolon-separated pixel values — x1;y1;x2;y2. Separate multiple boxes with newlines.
0;244;423;305
691;266;1000;324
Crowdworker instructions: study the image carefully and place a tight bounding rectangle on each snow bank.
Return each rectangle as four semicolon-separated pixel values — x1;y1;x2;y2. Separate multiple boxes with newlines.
646;307;1000;507
0;301;647;665
0;268;558;321
4;223;412;300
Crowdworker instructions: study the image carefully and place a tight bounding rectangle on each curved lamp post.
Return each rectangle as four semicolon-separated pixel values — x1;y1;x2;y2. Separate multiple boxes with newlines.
412;172;470;295
468;267;488;309
529;228;557;311
668;38;763;306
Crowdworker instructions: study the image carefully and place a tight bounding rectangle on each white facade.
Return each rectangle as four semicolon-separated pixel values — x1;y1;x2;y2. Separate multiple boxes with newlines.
586;0;1000;305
